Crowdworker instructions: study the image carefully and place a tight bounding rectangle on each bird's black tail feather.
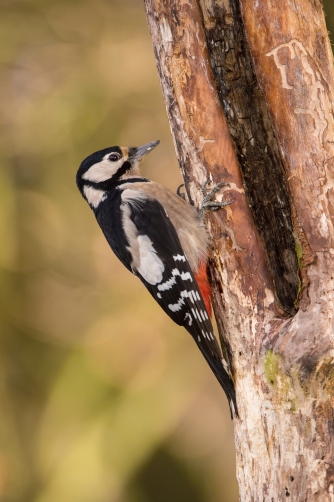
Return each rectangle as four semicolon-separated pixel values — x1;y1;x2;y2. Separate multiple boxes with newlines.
186;320;238;419
204;352;239;419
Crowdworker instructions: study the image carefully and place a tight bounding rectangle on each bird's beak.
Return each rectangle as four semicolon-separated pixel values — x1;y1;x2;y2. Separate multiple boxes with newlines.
128;140;160;163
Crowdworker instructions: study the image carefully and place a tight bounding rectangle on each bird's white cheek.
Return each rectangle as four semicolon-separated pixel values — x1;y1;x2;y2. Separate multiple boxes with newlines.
82;159;122;183
136;235;164;285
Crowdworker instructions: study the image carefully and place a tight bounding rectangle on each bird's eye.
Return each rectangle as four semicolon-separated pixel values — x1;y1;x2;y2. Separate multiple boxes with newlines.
108;153;121;162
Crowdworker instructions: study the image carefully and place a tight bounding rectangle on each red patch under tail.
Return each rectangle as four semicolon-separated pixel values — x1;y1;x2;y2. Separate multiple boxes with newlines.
194;262;212;318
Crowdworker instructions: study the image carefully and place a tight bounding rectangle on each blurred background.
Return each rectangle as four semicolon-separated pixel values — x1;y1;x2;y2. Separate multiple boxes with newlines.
0;1;333;501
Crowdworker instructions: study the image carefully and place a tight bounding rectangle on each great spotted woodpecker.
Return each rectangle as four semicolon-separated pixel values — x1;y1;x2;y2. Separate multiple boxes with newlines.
76;141;238;417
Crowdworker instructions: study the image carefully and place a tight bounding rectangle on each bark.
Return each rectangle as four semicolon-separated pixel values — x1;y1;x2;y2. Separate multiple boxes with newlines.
144;0;334;500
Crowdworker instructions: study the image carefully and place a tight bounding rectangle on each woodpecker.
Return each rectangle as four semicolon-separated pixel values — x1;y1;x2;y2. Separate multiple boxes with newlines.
76;141;238;417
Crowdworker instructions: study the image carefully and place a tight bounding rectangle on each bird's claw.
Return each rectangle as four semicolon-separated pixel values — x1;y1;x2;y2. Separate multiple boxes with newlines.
199;179;235;220
176;184;186;200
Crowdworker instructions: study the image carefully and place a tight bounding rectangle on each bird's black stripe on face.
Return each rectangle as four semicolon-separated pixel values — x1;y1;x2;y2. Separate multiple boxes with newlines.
116;177;150;186
80;161;136;193
111;160;132;181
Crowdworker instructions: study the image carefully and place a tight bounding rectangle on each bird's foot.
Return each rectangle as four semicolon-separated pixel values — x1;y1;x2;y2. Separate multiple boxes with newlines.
199;179;236;220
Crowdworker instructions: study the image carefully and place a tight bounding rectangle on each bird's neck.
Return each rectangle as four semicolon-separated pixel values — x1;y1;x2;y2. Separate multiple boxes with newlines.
82;176;151;210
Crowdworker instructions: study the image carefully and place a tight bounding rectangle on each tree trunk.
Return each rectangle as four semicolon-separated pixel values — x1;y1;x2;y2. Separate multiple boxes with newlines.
144;0;334;499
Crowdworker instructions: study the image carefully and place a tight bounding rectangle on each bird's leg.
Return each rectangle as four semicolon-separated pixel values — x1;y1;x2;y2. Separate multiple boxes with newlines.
199;179;236;220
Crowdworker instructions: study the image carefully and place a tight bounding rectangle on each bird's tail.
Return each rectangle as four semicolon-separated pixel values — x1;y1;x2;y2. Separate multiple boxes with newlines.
205;354;239;418
193;262;238;417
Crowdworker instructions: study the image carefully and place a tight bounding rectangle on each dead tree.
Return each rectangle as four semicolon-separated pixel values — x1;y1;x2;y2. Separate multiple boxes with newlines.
144;0;334;500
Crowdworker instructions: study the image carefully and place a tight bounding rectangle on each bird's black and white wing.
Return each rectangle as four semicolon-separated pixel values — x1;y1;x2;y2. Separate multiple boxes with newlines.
119;187;237;415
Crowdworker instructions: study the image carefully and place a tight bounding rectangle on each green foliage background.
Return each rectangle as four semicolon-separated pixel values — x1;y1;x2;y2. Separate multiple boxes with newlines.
0;1;333;501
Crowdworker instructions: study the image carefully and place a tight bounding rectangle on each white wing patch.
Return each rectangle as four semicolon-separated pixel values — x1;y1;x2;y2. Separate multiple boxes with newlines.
174;254;186;262
191;308;204;321
137;235;164;285
202;330;214;340
184;312;193;326
168;295;186;312
120;201;163;284
168;289;195;312
158;268;193;293
158;275;176;291
83;186;107;208
180;271;192;281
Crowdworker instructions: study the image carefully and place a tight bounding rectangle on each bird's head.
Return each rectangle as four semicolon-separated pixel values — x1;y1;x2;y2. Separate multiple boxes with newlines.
76;140;160;197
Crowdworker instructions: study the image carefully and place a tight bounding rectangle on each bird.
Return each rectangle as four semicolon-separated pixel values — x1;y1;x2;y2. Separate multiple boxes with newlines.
76;140;238;418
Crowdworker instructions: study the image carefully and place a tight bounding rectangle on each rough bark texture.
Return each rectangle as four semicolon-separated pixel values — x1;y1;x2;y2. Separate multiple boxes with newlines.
144;0;334;500
200;0;300;315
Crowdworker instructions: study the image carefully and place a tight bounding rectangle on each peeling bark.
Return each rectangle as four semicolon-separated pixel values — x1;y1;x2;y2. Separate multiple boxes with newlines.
144;0;334;500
